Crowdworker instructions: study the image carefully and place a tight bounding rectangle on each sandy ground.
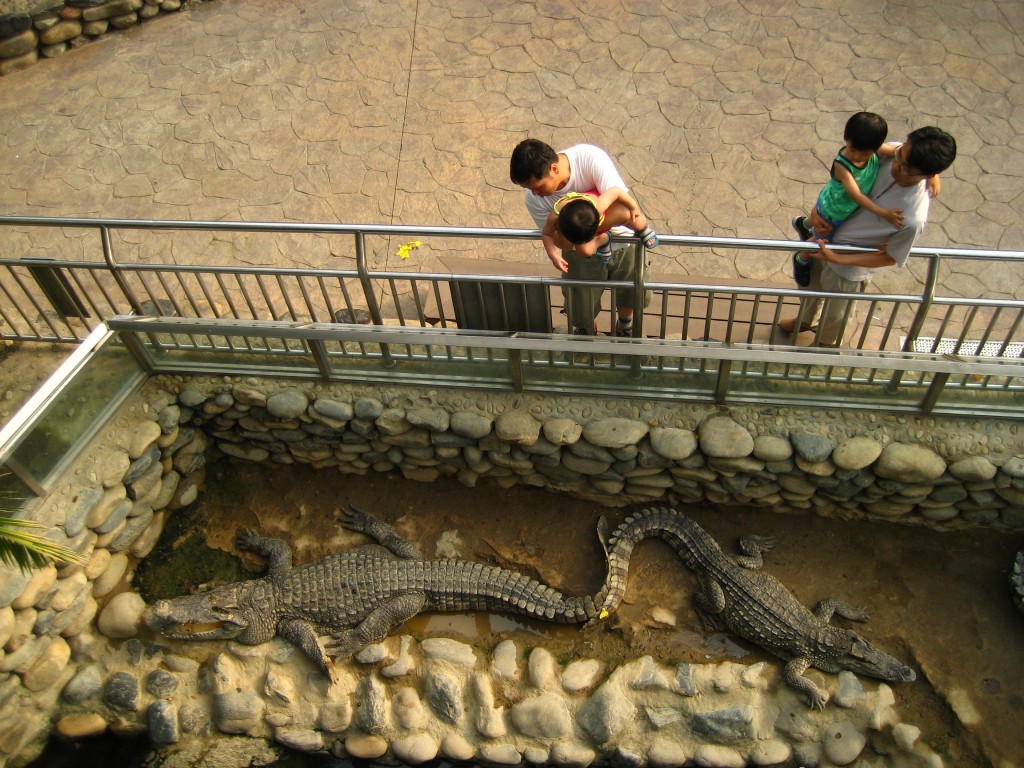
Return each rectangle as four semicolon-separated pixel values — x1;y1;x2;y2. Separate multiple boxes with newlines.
167;461;1024;768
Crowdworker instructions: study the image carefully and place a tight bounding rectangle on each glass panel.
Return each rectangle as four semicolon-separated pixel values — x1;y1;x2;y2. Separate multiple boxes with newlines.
9;341;142;486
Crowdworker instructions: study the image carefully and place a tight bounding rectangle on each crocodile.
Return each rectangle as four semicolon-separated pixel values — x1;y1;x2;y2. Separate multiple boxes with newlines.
589;506;916;708
148;507;622;676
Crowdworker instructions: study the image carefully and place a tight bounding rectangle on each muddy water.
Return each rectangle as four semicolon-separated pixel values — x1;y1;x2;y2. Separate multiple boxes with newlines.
143;462;1024;767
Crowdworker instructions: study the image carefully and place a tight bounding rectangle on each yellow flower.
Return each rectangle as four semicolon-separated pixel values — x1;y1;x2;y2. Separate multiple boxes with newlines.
396;240;424;260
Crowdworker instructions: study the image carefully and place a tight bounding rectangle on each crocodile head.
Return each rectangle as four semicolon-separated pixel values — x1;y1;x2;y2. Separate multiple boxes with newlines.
147;580;275;646
832;630;917;683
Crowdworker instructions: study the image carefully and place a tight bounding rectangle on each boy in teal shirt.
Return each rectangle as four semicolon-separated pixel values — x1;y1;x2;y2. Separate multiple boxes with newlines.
791;112;906;287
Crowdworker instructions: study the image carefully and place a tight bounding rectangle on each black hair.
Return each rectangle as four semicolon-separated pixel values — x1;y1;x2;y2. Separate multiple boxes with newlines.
905;126;957;175
557;199;600;245
510;139;558;185
844;112;888;151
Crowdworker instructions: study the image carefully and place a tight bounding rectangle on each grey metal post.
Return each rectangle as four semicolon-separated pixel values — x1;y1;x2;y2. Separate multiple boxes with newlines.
887;251;941;393
354;231;394;368
100;225;144;314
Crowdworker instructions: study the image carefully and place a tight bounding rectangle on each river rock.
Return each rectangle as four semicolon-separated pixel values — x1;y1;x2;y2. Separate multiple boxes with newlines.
97;591;146;638
55;713;107;739
104;671;139;711
66;487;103;537
63;664;103;703
562;659;603;692
748;738;791;765
691;705;755;741
699;415;753;458
354;674;388;733
424;669;463;724
693;744;746;767
543;418;582;445
421;637;476;667
145;668;179;698
790;432;832;463
822;719;866;764
528;646;556;688
23;636;71;691
832;436;883;470
440;733;475;761
345;733;388;759
92;552;129;597
649;427;698;460
874;443;946;483
511;692;571;738
583;418;649;449
478;743;521;765
949;455;997;481
148;700;180;744
213;690;264;734
648;738;689;767
393;732;438;763
491;639;518;679
752;435;792;462
275;728;323;752
495;411;540;445
577;676;636;744
267;390;309;419
550;742;597;767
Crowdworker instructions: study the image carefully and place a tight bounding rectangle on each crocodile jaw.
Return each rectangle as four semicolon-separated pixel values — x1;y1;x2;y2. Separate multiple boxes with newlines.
842;636;917;683
147;587;248;641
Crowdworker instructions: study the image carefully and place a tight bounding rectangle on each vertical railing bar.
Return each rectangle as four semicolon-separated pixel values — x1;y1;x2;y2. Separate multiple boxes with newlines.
308;338;332;380
234;274;262;320
10;266;68;341
214;273;255;352
4;268;48;340
920;371;950;414
952;305;981;355
295;275;320;323
715;358;731;404
315;274;337;323
252;274;277;319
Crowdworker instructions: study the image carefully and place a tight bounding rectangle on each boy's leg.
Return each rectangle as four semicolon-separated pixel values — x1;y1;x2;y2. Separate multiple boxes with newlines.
563;249;605;334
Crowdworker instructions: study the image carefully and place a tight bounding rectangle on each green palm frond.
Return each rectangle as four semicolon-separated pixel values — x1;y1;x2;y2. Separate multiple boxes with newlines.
0;514;87;573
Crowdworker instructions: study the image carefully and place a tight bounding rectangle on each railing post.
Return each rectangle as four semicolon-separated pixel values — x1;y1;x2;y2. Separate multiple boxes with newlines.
887;251;941;393
100;225;144;314
355;231;394;368
630;239;646;379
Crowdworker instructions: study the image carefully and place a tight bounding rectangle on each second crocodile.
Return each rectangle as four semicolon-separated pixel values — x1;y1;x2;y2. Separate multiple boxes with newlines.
591;506;916;708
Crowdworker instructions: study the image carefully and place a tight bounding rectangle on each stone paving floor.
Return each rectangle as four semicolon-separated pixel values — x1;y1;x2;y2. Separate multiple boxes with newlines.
0;0;1022;304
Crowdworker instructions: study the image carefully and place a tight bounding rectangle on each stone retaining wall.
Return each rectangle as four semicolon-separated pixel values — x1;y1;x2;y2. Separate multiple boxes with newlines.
1;372;1019;765
184;377;1023;530
0;0;194;76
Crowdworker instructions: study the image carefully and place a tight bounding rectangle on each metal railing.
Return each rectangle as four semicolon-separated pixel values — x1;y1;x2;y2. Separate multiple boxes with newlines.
2;215;1023;417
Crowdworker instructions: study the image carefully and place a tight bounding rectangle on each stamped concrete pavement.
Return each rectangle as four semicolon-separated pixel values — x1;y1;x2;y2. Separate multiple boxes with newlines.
0;0;1022;296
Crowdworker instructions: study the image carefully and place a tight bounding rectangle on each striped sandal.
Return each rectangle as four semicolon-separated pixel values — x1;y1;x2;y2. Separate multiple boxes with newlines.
636;225;659;249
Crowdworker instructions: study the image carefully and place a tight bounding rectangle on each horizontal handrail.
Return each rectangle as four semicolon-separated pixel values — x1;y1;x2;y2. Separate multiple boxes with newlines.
3;214;1022;260
107;316;1024;377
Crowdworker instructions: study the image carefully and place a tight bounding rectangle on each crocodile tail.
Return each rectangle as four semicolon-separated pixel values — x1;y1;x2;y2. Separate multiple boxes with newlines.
585;506;693;627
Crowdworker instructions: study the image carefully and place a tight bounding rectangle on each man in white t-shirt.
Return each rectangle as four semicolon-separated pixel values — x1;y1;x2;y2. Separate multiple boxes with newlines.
510;139;650;336
781;126;957;347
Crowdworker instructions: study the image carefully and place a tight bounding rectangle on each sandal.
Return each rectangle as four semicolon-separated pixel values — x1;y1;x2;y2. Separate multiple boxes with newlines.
636;225;659;249
595;234;612;264
614;318;634;337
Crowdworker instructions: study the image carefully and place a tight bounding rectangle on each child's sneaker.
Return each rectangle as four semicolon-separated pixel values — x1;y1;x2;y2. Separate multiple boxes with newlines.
792;252;811;288
792;216;812;241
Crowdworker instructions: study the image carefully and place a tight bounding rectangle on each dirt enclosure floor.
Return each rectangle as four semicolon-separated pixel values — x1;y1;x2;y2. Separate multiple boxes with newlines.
142;461;1024;768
